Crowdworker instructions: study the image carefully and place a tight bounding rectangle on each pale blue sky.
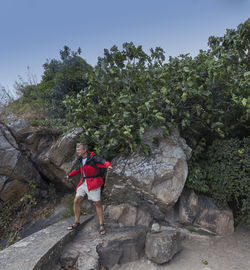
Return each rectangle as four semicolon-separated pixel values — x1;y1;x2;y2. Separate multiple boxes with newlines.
0;0;249;93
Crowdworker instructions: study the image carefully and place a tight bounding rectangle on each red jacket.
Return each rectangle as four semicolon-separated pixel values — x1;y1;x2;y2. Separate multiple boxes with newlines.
68;152;112;192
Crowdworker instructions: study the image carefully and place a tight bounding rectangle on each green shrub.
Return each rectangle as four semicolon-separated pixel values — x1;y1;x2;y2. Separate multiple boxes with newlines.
64;19;249;159
187;137;250;226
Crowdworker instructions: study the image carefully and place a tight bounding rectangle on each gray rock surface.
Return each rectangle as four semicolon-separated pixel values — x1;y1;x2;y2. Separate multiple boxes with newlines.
21;204;69;239
2;114;34;143
97;226;147;269
104;128;191;219
0;214;94;270
104;203;153;227
1;114;84;195
165;189;234;236
34;128;83;190
145;229;182;264
0;122;41;201
58;215;148;270
110;225;250;270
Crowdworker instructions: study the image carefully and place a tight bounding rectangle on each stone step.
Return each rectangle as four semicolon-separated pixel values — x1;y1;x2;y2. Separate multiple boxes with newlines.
0;214;94;270
58;218;149;270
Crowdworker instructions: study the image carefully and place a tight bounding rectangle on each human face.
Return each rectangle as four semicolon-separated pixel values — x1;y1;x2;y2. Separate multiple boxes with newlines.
76;145;87;157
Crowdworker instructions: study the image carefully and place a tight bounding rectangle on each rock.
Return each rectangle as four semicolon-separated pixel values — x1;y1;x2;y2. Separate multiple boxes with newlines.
0;176;8;192
1;115;32;143
96;226;147;269
105;203;153;227
151;223;161;233
104;128;191;219
0;214;94;270
82;198;95;212
145;229;182;264
0;122;42;202
2;115;84;192
136;207;153;227
60;250;79;268
0;179;28;201
34;128;83;190
21;204;69;239
165;189;234;236
76;254;99;270
179;189;234;236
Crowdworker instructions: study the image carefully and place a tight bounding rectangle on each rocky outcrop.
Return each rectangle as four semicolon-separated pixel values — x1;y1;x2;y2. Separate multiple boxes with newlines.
57;215;149;270
0;122;42;201
97;226;147;269
0;214;94;270
145;229;181;264
0;114;83;198
2;114;35;144
165;189;234;236
104;203;153;227
33;128;83;190
104;128;192;220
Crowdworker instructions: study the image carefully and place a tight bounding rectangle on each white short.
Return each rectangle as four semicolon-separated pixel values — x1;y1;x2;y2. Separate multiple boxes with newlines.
75;181;101;202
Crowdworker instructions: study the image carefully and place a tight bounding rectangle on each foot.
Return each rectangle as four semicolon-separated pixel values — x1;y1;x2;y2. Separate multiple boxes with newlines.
99;224;106;235
67;222;80;230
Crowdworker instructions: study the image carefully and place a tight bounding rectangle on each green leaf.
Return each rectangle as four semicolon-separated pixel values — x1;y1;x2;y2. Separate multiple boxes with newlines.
145;101;150;110
202;259;208;265
243;71;250;78
139;127;145;135
182;92;187;102
161;87;167;94
155;112;165;121
241;98;247;106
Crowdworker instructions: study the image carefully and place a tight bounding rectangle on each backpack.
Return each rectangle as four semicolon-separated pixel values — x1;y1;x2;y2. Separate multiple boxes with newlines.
87;157;108;190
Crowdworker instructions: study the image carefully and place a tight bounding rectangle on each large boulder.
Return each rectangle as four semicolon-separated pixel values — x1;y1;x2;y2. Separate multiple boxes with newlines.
104;128;192;220
0;122;43;202
1;113;84;193
34;128;83;190
165;189;234;236
145;229;181;264
104;203;153;227
96;226;147;269
1;114;34;143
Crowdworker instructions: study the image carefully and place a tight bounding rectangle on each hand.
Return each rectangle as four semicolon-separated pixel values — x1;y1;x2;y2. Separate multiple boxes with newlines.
66;175;69;180
107;166;113;171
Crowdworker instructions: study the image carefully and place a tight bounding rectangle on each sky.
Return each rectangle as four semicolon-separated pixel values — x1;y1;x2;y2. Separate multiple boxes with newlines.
0;0;249;95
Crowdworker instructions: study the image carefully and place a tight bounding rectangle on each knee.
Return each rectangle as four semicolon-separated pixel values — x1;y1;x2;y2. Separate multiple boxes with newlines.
74;197;82;205
94;201;102;207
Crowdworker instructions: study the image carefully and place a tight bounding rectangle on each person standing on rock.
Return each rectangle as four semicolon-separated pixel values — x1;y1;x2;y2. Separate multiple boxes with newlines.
66;143;112;235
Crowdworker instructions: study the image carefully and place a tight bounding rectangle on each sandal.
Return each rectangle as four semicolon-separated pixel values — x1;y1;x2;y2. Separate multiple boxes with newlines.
67;222;80;231
99;223;106;235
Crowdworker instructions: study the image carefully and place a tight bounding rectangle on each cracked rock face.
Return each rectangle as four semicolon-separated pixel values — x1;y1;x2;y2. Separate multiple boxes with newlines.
104;203;153;227
172;189;234;236
145;229;182;264
0;113;83;199
0;122;41;201
104;128;192;218
34;128;83;190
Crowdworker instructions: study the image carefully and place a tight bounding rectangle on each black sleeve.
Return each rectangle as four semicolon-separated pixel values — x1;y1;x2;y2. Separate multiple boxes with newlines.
92;155;106;165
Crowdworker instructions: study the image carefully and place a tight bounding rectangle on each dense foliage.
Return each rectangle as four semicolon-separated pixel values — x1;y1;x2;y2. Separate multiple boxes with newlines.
64;19;249;159
187;138;250;225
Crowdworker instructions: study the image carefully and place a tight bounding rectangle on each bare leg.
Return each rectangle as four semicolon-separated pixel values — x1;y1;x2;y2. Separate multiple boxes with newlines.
74;196;83;223
94;201;105;234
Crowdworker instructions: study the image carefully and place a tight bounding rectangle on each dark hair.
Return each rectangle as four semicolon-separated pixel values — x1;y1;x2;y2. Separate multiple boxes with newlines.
76;143;88;150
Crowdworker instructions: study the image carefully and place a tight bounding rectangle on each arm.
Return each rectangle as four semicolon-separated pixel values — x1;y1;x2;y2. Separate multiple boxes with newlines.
92;156;112;169
68;168;81;178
